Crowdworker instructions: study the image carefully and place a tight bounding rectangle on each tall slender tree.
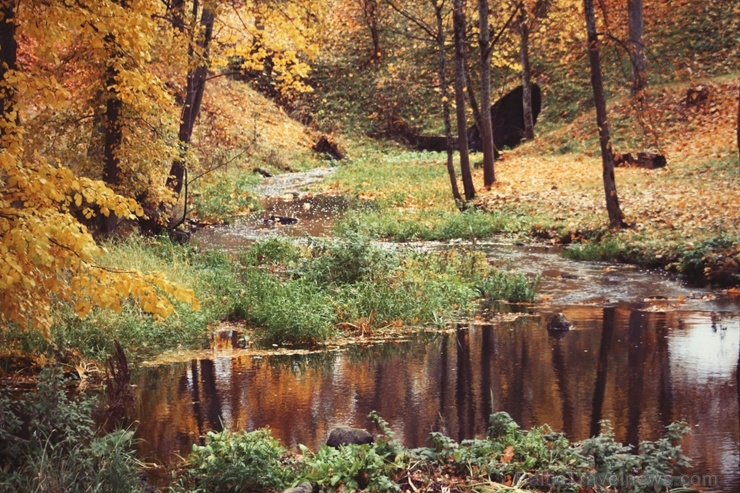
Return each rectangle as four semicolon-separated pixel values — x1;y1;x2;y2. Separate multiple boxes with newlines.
518;5;534;141
478;0;496;188
627;0;647;97
385;0;463;207
516;0;550;141
101;4;128;235
453;0;476;202
0;0;18;149
584;0;625;229
361;0;383;63
433;0;463;207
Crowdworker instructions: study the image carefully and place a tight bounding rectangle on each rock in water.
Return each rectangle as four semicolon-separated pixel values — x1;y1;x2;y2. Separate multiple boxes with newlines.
326;426;373;448
547;313;572;332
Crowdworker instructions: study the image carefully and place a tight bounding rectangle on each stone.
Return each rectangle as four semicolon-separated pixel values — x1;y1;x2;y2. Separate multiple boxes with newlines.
313;136;345;160
686;84;710;106
326;426;373;448
283;482;313;493
413;84;542;154
253;167;273;177
414;135;449;152
547;313;572;332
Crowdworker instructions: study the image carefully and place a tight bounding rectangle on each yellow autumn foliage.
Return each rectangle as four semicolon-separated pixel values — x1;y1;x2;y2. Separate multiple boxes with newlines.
1;0;327;335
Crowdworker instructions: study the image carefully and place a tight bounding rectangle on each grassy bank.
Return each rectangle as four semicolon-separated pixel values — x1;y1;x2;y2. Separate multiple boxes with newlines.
1;233;537;369
316;79;739;287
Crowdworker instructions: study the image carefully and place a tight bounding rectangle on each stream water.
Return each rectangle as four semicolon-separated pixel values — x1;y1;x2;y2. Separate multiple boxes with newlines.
131;171;739;491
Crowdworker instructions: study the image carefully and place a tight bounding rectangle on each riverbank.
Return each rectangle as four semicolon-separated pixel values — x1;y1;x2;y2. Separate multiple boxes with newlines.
315;80;739;288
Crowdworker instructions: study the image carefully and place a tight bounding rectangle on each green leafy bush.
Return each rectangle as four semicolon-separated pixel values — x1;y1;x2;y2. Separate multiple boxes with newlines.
241;238;303;267
300;443;400;492
0;369;145;493
239;270;338;345
178;428;297;493
301;232;399;285
475;270;540;303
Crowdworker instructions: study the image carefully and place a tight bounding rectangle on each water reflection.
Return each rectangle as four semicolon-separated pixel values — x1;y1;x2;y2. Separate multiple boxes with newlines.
132;308;739;492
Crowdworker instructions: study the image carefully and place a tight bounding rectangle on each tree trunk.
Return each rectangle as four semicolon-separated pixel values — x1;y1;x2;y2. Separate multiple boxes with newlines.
628;0;647;97
736;82;739;162
0;0;19;149
100;0;130;237
453;0;475;202
167;5;215;196
584;0;625;229
433;0;463;208
478;0;495;188
519;9;535;140
363;0;382;63
101;67;122;234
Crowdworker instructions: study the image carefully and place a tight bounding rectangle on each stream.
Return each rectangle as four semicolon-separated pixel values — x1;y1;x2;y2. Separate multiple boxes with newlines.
131;169;739;492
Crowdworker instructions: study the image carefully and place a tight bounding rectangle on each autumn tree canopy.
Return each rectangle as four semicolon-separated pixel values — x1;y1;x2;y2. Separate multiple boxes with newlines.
0;0;320;334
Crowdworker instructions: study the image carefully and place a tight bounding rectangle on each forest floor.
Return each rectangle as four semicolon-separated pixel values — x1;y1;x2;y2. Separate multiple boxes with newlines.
474;78;739;285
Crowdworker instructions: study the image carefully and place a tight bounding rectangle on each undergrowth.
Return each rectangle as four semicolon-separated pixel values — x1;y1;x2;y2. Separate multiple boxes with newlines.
6;233;537;363
172;411;695;493
0;369;144;492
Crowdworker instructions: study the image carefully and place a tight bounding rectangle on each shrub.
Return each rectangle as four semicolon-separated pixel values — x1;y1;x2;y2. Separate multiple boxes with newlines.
241;238;303;267
178;428;297;493
299;443;400;492
0;369;145;492
239;270;338;345
301;232;399;285
475;270;540;303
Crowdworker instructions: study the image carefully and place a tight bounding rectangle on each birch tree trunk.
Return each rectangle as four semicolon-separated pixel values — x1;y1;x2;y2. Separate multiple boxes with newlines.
628;0;647;96
519;9;535;140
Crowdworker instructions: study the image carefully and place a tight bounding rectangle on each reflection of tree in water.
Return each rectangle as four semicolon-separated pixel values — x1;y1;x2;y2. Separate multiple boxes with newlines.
590;307;616;437
550;332;574;439
481;326;493;422
655;313;673;430
130;308;740;491
185;360;224;446
626;311;646;449
455;329;474;440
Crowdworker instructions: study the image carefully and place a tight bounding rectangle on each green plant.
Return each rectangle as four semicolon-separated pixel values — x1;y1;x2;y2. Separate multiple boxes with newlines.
241;238;303;267
301;231;399;285
192;166;263;222
300;443;400;492
0;369;145;492
475;271;540;303
51;237;244;362
178;428;296;493
679;234;739;285
239;270;338;345
579;421;692;493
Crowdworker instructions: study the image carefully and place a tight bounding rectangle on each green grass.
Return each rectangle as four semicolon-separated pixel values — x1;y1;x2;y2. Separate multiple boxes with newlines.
52;236;245;362
23;233;537;361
